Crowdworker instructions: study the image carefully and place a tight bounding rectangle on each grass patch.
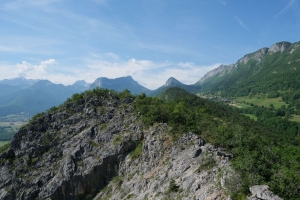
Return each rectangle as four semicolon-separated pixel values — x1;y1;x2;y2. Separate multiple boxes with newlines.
0;142;10;154
126;194;135;199
0;141;9;147
230;103;252;109
130;142;143;160
237;96;288;109
243;114;258;121
196;157;217;172
290;115;300;123
113;135;122;145
0;121;27;140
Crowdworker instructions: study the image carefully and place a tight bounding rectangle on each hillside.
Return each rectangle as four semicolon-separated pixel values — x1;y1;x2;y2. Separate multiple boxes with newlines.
0;88;298;199
0;80;80;117
197;41;300;98
150;77;201;96
197;41;300;122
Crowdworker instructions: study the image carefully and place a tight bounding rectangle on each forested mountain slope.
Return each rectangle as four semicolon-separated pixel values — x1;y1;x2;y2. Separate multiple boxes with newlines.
198;41;300;98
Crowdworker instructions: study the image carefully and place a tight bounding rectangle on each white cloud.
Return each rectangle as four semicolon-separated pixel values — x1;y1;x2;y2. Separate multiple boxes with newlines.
15;59;56;78
83;56;220;89
235;16;248;31
0;56;221;90
0;63;15;80
41;59;56;66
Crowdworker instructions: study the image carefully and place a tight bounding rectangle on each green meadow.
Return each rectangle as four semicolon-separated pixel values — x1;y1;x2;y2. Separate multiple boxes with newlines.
236;96;288;109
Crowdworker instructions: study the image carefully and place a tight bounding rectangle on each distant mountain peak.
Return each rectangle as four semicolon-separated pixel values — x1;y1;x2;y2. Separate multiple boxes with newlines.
0;77;40;88
89;76;151;95
164;77;182;87
73;80;90;86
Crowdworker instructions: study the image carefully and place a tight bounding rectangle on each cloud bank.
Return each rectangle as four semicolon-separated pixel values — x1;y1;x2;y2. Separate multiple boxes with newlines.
0;55;221;90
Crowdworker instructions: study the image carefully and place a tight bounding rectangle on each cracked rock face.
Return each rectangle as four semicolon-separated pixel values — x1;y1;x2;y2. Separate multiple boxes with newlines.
94;130;236;200
0;93;143;200
268;42;291;54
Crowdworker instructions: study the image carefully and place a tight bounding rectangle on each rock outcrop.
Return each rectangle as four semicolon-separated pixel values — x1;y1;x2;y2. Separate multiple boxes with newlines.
247;185;283;200
237;47;269;65
268;42;291;54
198;64;236;83
94;131;236;200
0;92;142;200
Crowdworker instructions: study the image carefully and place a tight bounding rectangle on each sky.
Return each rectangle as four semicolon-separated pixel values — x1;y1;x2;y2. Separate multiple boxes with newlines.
0;0;300;89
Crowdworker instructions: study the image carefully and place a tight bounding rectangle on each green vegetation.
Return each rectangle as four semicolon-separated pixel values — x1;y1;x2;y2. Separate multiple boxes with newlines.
130;142;143;160
133;87;300;200
0;142;10;154
242;114;257;121
237;96;288;109
5;86;299;199
196;157;217;172
0;141;9;147
0;122;26;141
168;179;180;193
0;114;28;141
230;103;252;109
113;135;122;145
200;42;300;123
291;114;300;123
31;112;45;121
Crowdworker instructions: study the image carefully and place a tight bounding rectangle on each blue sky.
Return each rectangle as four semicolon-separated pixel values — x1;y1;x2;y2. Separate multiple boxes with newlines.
0;0;300;89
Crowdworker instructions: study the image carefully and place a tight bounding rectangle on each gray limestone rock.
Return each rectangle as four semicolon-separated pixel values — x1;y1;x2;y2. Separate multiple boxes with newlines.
248;185;283;200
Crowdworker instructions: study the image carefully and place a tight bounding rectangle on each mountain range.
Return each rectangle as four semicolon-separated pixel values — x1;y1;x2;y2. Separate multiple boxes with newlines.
1;40;300;117
0;76;197;117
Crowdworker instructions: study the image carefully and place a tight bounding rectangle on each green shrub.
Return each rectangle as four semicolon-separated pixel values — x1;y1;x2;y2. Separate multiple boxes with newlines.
0;142;10;154
130;142;143;160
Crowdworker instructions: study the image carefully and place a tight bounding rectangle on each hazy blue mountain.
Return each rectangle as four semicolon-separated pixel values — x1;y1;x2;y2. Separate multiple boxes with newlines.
0;77;40;89
89;76;152;95
71;80;91;92
0;80;79;116
0;84;23;98
0;76;152;117
150;77;201;96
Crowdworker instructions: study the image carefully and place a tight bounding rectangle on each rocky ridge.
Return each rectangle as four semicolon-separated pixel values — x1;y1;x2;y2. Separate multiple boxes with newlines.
198;64;235;84
0;90;235;200
94;130;236;200
0;89;283;200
